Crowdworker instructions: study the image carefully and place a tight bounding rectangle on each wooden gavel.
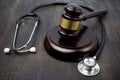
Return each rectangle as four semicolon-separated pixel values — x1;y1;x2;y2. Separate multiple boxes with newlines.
44;3;107;61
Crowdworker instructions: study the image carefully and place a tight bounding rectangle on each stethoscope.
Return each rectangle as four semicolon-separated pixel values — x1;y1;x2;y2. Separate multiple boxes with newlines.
3;2;106;77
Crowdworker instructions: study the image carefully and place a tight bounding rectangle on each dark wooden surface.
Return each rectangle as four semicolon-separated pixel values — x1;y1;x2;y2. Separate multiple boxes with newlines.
0;0;120;80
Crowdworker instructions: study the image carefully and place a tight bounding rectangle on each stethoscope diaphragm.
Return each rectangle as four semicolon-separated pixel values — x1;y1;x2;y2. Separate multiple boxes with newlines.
77;57;100;76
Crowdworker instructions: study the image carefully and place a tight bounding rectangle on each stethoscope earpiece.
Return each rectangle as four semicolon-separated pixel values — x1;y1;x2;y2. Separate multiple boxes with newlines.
29;47;36;53
77;57;100;76
4;13;39;54
4;48;11;54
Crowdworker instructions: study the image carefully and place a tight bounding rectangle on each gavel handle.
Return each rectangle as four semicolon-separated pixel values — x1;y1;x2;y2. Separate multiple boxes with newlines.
79;9;107;20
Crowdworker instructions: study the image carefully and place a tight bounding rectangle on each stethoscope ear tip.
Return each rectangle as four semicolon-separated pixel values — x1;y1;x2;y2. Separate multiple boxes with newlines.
29;47;36;53
4;48;10;54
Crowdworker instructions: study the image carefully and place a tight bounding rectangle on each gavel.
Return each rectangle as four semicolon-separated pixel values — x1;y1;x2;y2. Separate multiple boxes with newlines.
44;3;107;61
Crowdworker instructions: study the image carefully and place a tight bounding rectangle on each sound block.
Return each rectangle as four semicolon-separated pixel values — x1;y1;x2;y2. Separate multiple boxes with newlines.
44;25;98;62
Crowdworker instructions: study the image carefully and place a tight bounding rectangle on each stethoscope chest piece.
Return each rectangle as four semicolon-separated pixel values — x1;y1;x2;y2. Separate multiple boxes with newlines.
77;57;100;76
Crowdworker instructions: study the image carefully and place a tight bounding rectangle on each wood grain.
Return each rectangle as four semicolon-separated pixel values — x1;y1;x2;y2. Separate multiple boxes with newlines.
0;0;120;80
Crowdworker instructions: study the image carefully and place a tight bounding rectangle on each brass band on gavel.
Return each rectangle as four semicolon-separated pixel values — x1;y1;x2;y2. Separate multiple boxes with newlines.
60;17;80;31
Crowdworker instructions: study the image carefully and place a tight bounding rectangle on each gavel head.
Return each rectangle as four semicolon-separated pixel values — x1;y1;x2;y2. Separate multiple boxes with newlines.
59;3;83;36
